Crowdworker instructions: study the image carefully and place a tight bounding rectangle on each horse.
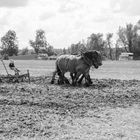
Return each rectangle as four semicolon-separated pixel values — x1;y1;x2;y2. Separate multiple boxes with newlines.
51;50;102;86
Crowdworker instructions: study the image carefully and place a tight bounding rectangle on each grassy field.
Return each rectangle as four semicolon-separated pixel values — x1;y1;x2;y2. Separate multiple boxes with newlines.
1;60;140;80
0;60;140;140
0;60;140;80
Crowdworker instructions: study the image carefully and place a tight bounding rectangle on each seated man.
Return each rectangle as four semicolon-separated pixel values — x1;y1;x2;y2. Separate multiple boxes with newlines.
9;59;20;75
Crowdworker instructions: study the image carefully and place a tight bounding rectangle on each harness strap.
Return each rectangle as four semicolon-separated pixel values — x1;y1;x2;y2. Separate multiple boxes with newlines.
82;56;92;67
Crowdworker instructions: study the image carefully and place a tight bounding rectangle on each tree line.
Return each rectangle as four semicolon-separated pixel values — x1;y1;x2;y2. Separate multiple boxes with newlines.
1;20;140;60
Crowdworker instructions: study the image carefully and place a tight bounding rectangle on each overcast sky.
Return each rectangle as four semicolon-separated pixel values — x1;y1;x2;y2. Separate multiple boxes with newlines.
0;0;140;49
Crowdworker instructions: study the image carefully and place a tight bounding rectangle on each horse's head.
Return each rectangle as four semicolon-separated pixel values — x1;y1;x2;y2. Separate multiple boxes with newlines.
83;50;102;69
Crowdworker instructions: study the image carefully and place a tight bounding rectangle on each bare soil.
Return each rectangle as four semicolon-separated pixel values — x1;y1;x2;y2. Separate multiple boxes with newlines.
0;76;140;140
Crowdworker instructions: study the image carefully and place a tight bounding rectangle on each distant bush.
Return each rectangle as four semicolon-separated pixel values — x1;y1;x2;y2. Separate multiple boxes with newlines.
9;54;37;60
37;54;48;60
3;54;9;60
48;56;57;60
20;48;29;55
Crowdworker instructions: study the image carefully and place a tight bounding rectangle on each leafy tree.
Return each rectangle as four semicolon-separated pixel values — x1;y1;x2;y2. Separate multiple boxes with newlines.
87;33;106;52
54;48;63;55
117;22;140;59
117;24;136;53
29;29;48;55
115;39;123;60
47;45;55;56
132;32;140;59
70;43;79;55
69;41;86;55
29;29;55;56
62;48;67;54
87;33;106;59
20;47;29;55
0;30;18;57
78;40;87;54
106;33;113;60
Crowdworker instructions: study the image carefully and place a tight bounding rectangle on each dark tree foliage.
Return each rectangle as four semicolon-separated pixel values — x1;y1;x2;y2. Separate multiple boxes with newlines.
0;30;18;57
87;33;106;52
86;33;106;59
117;22;140;59
20;47;29;55
69;41;87;55
47;45;55;56
29;29;55;56
106;33;113;60
29;29;48;55
62;48;67;54
117;24;137;53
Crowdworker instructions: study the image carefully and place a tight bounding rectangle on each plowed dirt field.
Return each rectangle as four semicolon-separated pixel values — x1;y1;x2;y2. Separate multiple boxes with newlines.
0;76;140;139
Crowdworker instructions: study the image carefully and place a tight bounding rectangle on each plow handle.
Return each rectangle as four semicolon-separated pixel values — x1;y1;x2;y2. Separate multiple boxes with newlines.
1;59;9;75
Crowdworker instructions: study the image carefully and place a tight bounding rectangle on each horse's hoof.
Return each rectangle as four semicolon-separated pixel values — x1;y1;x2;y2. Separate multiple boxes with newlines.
58;80;64;85
58;81;62;85
63;77;70;84
57;80;61;84
77;81;82;85
51;81;54;84
65;80;70;84
84;82;90;87
89;81;93;85
72;82;76;86
57;79;60;84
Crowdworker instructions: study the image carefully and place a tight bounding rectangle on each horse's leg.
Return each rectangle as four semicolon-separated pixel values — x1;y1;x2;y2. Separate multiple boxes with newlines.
77;73;92;85
58;71;69;84
52;63;62;84
70;72;76;85
51;70;57;84
77;74;84;84
64;75;70;84
86;74;93;84
58;72;65;84
84;73;92;87
73;72;81;86
57;75;63;84
57;68;62;84
58;76;64;84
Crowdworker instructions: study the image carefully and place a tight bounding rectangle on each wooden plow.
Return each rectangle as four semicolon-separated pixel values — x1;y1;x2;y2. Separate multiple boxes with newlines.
0;59;30;83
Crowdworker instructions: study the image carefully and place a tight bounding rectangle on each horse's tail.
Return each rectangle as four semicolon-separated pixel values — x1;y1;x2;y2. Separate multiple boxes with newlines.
51;60;62;84
56;64;61;76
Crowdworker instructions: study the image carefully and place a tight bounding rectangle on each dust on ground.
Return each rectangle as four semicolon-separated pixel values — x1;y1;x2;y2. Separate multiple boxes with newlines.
0;76;140;140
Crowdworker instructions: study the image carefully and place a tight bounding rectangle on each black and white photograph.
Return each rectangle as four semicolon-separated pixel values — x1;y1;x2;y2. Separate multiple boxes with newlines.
0;0;140;139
